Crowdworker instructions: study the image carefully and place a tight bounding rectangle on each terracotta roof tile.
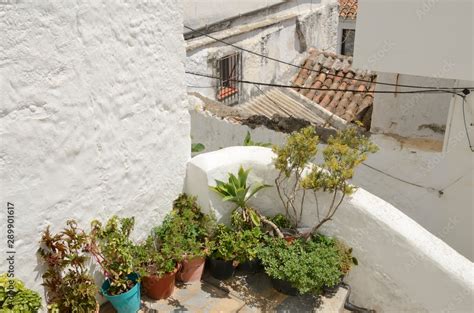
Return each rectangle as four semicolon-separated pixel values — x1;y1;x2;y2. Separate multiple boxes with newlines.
292;49;376;125
339;0;358;19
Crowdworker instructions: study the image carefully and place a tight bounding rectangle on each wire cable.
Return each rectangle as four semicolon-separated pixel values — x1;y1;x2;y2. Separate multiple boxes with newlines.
185;71;463;96
461;93;474;152
184;25;474;91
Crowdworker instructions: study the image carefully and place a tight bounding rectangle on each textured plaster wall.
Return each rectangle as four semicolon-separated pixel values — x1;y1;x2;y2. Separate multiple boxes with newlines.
185;3;338;104
184;0;285;29
191;109;473;259
0;0;190;298
371;72;455;142
185;146;473;312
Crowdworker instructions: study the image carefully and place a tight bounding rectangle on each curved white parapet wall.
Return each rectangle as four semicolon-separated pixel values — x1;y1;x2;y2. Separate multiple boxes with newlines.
184;146;473;312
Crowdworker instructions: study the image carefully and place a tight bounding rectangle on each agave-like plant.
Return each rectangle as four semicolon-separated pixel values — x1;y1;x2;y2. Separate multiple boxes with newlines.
210;166;283;237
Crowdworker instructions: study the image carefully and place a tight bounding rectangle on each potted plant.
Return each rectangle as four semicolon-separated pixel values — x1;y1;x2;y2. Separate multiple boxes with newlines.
210;166;283;237
169;194;214;283
258;234;355;296
234;226;264;273
272;126;378;239
38;220;99;312
208;224;240;280
0;274;41;312
89;216;140;313
133;235;180;300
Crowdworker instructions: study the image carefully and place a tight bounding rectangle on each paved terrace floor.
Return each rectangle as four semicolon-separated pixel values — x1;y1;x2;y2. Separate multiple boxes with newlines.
100;268;349;313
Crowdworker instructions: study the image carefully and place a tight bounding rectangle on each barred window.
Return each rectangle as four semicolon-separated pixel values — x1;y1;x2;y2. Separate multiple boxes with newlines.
216;53;242;105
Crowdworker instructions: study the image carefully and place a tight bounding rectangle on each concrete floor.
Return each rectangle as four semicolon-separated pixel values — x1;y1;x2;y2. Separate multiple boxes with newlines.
100;268;348;313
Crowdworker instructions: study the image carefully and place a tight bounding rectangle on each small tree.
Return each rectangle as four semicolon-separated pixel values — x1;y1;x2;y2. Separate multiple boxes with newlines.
273;125;378;234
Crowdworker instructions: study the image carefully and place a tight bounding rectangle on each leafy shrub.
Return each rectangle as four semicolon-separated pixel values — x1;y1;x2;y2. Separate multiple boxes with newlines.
38;220;98;312
0;274;41;312
209;224;239;262
234;227;263;263
269;214;291;229
259;235;355;294
133;235;176;278
273;126;378;232
154;194;214;259
89;216;136;296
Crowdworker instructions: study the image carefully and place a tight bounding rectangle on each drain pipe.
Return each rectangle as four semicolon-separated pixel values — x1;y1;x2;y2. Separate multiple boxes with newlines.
340;282;376;313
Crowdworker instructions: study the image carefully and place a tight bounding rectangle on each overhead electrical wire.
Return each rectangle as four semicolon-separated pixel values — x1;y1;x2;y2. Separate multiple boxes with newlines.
184;25;474;91
185;71;463;96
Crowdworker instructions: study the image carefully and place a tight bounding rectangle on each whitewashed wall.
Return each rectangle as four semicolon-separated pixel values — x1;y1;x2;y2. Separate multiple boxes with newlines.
185;2;338;104
191;109;473;260
0;0;190;300
184;146;473;312
371;72;455;143
184;0;285;29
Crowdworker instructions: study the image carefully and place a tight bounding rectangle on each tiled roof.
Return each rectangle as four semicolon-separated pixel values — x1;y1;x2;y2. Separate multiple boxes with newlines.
292;49;376;126
339;0;358;19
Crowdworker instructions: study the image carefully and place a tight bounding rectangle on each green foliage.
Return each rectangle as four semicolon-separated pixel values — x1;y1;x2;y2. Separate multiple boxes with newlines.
209;224;240;262
209;224;263;264
210;166;270;228
152;194;215;263
211;166;270;211
0;274;42;313
38;220;98;312
273;126;319;178
269;214;291;229
135;194;216;277
301;126;378;194
334;240;358;274
234;227;263;263
243;131;271;147
258;235;355;294
133;236;176;278
191;143;206;153
273;126;378;231
89;216;136;296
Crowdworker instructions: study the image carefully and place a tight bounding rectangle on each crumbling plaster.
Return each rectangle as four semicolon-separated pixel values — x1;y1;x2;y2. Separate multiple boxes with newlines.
371;72;455;143
0;0;190;298
185;2;338;104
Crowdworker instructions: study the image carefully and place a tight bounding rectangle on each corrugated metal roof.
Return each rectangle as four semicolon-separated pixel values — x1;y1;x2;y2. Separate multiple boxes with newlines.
237;88;327;126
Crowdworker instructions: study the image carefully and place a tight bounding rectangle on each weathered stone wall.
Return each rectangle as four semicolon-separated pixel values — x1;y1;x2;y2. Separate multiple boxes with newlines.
185;2;339;104
185;146;473;312
0;0;190;299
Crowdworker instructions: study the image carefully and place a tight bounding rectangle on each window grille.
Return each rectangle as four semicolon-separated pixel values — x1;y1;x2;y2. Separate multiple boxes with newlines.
216;53;242;105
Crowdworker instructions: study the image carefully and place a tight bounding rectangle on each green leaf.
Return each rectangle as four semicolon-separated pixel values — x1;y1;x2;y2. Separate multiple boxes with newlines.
247;182;271;200
191;143;205;153
243;131;252;146
249;210;261;227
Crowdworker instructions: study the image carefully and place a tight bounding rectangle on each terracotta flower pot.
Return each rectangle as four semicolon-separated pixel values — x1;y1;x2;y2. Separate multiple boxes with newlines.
142;265;179;300
177;256;206;283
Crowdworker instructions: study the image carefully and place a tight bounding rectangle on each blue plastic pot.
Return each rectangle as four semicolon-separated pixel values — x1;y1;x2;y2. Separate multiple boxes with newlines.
101;273;141;313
